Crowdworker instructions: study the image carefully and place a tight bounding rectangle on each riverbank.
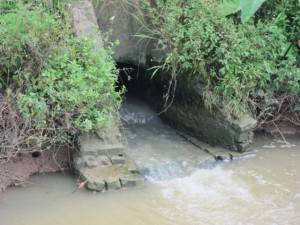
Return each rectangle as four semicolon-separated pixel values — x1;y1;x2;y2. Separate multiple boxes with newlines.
0;149;70;192
0;0;299;194
0;134;299;225
0;95;299;191
0;0;121;192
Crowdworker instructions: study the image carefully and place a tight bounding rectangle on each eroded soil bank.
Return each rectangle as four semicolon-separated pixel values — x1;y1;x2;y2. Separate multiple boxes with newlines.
0;149;71;192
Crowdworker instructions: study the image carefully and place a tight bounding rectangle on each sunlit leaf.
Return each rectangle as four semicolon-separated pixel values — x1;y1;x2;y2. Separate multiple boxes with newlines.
240;0;267;23
218;0;240;16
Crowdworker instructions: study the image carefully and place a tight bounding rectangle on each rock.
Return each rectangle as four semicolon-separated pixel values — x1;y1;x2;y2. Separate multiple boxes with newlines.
81;169;106;192
111;155;126;164
95;125;122;145
74;130;145;192
86;178;106;192
120;175;144;187
74;155;111;170
79;133;124;156
126;160;141;174
97;155;112;166
74;131;144;192
231;115;257;133
105;177;121;190
76;161;143;192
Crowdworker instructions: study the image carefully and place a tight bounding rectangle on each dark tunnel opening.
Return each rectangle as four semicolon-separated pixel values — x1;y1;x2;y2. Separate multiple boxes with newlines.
116;63;147;96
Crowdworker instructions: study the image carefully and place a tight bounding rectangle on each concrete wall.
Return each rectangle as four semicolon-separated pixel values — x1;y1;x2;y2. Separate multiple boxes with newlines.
91;0;257;152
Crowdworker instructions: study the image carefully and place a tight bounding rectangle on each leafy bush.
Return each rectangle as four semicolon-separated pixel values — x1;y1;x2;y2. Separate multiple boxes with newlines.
0;0;18;14
0;5;63;89
219;0;268;23
0;0;68;14
0;1;121;154
18;38;120;133
142;0;300;116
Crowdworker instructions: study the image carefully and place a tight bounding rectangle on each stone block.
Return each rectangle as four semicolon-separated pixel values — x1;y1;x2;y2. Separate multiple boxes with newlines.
86;178;106;192
231;115;257;133
81;169;106;192
125;158;140;174
84;155;111;168
74;155;112;170
111;155;126;164
120;175;144;187
105;177;121;190
79;133;124;156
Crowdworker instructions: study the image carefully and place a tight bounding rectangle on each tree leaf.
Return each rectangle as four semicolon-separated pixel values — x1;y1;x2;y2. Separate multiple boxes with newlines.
240;0;267;23
218;0;241;16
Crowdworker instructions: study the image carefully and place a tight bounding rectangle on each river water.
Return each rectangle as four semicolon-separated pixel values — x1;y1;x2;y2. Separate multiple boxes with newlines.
0;96;299;225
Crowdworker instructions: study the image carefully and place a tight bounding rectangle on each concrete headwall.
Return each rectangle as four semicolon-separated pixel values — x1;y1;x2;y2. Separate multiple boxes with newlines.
70;0;143;192
91;0;257;151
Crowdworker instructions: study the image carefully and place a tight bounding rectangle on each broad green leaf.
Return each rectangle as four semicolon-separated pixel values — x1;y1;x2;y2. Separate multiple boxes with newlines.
240;0;267;23
218;0;240;16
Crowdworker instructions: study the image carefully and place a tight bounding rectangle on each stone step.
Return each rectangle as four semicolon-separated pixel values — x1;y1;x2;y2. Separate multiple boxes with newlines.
70;0;144;193
74;151;144;192
74;155;112;169
74;153;135;169
176;131;256;161
79;133;124;156
79;164;144;192
120;175;144;187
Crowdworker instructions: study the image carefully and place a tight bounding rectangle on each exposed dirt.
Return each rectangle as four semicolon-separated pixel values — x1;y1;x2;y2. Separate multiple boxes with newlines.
259;111;300;138
262;121;300;136
0;94;74;192
0;149;71;192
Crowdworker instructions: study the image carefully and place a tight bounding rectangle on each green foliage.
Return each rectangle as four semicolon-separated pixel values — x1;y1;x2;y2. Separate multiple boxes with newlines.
142;0;300;116
18;38;120;132
219;0;268;23
0;0;69;14
0;0;17;13
0;5;64;89
240;0;267;23
220;0;300;24
0;1;121;149
218;0;240;17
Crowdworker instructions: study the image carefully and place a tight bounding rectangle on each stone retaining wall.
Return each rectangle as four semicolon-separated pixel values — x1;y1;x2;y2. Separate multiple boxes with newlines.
70;0;143;191
74;131;143;191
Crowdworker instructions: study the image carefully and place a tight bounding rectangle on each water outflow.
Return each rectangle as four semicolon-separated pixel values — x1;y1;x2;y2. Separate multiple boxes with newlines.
0;95;299;225
120;95;222;181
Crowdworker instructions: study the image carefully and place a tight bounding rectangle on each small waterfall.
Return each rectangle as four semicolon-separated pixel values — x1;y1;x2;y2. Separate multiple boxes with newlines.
121;95;221;181
141;159;221;181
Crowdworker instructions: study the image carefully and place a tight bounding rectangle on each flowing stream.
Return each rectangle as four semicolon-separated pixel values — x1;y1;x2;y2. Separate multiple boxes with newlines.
0;96;299;225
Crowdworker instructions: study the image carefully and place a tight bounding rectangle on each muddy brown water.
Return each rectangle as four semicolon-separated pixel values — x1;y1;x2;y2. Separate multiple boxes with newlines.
0;96;299;225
